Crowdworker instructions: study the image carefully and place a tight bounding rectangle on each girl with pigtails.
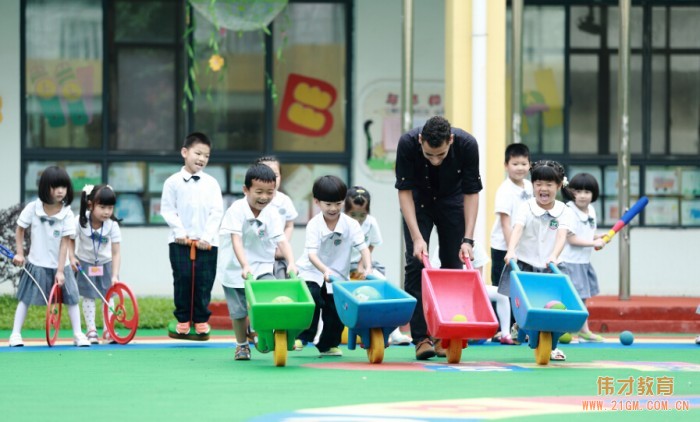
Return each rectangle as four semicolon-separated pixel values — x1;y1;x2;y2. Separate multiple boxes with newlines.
497;160;576;361
70;184;122;344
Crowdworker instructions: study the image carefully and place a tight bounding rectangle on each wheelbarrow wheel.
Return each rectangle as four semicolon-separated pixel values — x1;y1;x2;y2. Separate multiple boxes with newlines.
535;332;552;365
367;328;385;364
446;338;463;364
273;330;287;367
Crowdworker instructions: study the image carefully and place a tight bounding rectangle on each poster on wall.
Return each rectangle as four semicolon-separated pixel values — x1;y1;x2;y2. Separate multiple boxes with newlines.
603;197;642;226
66;163;101;192
644;197;679;225
358;80;445;179
681;168;700;197
645;167;679;196
148;164;181;193
681;200;700;226
115;194;145;224
603;166;640;197
230;165;248;193
108;162;145;192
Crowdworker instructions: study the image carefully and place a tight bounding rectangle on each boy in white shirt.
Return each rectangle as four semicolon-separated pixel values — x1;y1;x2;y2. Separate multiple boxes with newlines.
295;175;373;357
161;132;224;338
217;163;297;360
489;143;532;341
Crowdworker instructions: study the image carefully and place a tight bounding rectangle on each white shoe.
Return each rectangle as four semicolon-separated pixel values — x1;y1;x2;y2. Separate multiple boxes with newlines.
73;333;91;347
9;333;23;347
389;328;412;345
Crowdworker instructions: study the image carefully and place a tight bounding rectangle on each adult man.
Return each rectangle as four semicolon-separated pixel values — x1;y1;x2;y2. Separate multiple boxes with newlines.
395;115;482;360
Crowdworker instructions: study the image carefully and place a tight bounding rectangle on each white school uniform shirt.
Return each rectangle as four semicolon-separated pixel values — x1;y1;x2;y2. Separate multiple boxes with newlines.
350;214;382;265
160;167;224;246
296;212;367;290
268;190;299;224
490;178;533;250
512;198;573;268
16;199;75;268
560;202;597;264
72;212;121;265
216;199;286;288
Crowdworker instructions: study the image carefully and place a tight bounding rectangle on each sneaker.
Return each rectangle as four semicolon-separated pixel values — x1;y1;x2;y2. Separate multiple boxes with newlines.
433;339;447;357
102;331;117;345
695;335;700;345
578;331;604;343
319;347;343;356
176;322;190;334
294;339;304;351
74;333;91;347
414;338;436;360
194;322;210;335
86;330;100;345
500;333;518;345
9;333;23;347
550;348;566;361
235;344;251;360
389;329;412;345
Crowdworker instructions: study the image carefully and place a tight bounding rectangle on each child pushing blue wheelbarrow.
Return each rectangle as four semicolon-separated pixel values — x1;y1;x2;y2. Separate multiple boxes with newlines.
508;259;589;365
333;277;416;364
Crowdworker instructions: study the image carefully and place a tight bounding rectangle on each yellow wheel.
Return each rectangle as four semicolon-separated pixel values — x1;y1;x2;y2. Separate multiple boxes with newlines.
366;328;385;364
446;338;463;364
273;330;288;367
535;332;552;365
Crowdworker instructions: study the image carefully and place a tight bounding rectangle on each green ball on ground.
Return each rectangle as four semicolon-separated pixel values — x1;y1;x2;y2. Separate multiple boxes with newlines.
353;285;382;302
559;332;572;344
620;330;634;346
271;295;294;304
545;300;567;310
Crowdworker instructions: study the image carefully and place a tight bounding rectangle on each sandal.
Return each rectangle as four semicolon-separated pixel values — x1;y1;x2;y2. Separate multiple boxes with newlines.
86;330;100;345
550;348;566;361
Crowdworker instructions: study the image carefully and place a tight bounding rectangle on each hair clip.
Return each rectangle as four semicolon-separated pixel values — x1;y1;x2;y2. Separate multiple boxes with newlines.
82;184;95;195
105;185;113;190
562;176;569;187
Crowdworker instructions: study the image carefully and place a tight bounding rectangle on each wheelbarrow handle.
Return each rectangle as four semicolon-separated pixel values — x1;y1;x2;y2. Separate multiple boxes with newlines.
0;244;15;259
287;270;297;279
548;262;562;274
421;254;431;270
509;259;519;272
461;256;474;270
364;273;379;280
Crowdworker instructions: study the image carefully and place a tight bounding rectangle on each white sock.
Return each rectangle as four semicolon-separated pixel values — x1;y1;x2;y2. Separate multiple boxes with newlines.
487;285;513;335
12;302;29;335
82;298;96;332
67;304;84;336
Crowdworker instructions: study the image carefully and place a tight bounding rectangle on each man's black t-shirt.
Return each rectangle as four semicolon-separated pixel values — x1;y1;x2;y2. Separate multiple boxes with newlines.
394;126;483;203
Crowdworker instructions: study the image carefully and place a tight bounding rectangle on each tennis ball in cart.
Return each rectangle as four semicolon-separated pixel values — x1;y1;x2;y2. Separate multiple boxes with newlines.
558;332;572;344
452;314;468;322
619;330;634;346
272;295;294;304
544;300;567;310
353;285;382;302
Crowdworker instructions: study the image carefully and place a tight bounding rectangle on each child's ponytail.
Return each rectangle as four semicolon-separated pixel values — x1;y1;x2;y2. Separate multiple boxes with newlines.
79;184;94;228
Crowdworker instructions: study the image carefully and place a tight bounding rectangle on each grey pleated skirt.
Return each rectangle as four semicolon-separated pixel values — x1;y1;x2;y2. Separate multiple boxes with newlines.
559;262;599;300
16;262;79;306
75;259;113;299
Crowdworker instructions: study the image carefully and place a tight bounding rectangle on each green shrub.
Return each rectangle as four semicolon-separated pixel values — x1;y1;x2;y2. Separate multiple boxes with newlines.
0;295;175;330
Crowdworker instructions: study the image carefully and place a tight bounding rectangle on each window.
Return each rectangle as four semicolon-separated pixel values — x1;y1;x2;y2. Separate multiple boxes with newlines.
22;0;352;225
512;2;700;227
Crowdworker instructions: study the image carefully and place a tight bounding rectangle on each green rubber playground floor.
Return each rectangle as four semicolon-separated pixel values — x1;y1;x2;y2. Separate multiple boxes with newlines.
1;329;698;421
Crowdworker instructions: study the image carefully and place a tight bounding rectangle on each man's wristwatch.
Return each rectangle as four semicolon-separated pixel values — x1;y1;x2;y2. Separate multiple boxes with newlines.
462;237;474;246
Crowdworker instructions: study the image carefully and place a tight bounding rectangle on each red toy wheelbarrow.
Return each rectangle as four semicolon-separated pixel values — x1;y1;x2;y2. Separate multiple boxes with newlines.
421;255;499;363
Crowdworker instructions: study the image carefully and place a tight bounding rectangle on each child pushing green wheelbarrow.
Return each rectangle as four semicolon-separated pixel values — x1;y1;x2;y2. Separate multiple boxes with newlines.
245;274;315;367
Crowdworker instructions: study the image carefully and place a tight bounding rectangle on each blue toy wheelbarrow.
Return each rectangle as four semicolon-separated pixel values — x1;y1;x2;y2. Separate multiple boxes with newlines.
509;259;589;365
333;277;416;364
